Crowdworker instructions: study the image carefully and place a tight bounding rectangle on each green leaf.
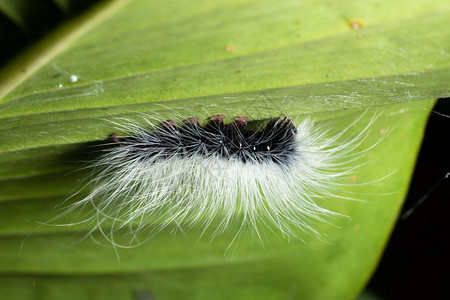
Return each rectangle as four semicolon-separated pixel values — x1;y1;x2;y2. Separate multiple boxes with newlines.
0;0;449;299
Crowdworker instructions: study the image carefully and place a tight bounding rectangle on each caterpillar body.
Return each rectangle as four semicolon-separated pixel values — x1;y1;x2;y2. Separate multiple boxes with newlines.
63;112;375;247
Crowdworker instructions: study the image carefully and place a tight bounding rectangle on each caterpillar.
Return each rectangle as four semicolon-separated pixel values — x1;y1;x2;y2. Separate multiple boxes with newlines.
61;111;377;247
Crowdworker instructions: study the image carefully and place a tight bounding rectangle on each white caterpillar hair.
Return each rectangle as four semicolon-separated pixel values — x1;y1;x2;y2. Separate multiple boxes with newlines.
59;110;379;248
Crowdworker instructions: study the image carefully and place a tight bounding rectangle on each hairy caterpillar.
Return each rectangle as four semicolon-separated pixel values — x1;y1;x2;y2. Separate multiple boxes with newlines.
60;111;378;248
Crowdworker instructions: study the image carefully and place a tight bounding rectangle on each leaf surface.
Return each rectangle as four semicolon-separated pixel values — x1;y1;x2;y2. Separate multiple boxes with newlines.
0;0;449;299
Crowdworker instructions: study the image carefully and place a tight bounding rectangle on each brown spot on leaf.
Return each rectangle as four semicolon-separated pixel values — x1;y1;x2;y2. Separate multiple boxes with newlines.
349;20;364;29
226;45;235;52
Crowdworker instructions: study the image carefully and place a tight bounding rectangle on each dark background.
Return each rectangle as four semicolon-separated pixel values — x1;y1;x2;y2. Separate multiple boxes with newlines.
0;0;98;68
367;98;450;299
